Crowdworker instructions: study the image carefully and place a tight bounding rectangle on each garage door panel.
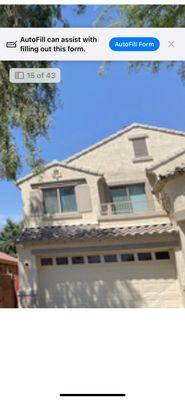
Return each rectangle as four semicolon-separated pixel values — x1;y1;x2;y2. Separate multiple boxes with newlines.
39;262;177;281
40;277;141;308
38;259;182;308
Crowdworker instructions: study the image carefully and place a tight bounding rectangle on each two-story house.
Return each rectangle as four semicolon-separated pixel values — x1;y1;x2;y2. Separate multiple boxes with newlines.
16;123;185;308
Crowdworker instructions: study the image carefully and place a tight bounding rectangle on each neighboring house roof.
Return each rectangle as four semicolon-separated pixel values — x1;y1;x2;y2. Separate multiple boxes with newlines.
146;148;185;193
16;160;103;186
146;148;185;172
64;123;185;164
149;164;185;194
16;223;177;244
0;251;18;266
158;164;185;180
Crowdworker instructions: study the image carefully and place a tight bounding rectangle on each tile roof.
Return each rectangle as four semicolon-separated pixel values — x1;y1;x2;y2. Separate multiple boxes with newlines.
16;223;177;244
146;148;185;172
150;164;185;194
159;164;185;180
0;251;18;265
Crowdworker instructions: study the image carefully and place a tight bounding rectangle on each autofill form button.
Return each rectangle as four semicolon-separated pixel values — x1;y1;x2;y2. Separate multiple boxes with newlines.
109;37;160;51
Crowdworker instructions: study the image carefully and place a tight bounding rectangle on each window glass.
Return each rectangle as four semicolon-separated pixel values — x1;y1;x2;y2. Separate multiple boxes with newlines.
109;184;148;214
88;255;101;263
60;186;77;213
110;186;129;213
56;257;68;265
43;189;59;214
110;186;128;202
43;186;77;214
155;251;170;260
128;184;148;213
138;252;152;261
41;258;53;266
132;138;148;157
104;254;117;263
72;256;84;264
121;254;135;262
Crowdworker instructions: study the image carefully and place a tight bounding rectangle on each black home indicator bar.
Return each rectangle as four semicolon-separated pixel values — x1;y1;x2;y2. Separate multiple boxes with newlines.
60;394;126;397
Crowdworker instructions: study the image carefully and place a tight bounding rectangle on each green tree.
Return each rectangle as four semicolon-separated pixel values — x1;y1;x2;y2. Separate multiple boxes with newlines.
0;218;24;256
0;5;69;181
96;5;185;28
95;5;185;79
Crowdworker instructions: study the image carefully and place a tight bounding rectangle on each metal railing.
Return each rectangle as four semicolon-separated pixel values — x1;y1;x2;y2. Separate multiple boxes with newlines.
100;200;149;216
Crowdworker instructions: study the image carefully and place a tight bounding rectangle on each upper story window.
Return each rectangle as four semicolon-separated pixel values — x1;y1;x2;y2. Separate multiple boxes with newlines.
109;183;148;214
132;138;149;158
129;136;153;163
43;186;77;214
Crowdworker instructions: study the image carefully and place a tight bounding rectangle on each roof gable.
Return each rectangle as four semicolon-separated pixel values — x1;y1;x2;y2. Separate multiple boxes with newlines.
17;160;103;186
17;123;185;186
64;123;185;164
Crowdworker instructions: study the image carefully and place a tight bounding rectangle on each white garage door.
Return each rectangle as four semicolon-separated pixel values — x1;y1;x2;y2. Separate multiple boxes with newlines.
38;250;182;308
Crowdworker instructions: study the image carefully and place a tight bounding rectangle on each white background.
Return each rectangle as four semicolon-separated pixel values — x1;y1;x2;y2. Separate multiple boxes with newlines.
0;310;185;400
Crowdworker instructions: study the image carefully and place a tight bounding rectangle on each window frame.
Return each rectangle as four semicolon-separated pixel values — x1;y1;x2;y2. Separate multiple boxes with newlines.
109;183;148;213
110;183;147;201
110;185;129;202
40;257;53;266
155;251;170;260
43;185;78;215
132;137;149;158
87;255;101;264
104;254;118;263
72;256;85;265
138;252;152;261
43;188;60;214
56;257;69;266
121;253;135;262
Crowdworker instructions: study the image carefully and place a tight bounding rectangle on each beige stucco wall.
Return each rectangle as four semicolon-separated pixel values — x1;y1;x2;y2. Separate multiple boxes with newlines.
67;126;185;181
67;126;185;219
18;126;185;229
148;151;185;178
17;246;38;291
147;163;185;300
17;245;39;307
19;164;101;227
160;175;185;222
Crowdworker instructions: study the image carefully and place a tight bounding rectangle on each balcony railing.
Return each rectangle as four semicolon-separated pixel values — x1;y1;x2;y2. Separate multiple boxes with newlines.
100;200;149;216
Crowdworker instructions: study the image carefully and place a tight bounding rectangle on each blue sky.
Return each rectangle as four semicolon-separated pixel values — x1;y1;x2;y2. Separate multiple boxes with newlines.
1;5;185;227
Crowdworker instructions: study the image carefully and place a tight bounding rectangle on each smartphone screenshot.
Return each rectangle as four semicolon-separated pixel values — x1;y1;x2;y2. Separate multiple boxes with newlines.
0;2;185;400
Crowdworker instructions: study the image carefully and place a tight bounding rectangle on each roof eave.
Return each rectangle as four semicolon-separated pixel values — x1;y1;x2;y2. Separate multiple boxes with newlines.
16;160;103;186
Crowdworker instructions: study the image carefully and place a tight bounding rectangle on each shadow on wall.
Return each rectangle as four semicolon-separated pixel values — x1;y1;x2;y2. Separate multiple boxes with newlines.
27;191;45;226
38;262;177;308
28;191;67;227
41;279;143;308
